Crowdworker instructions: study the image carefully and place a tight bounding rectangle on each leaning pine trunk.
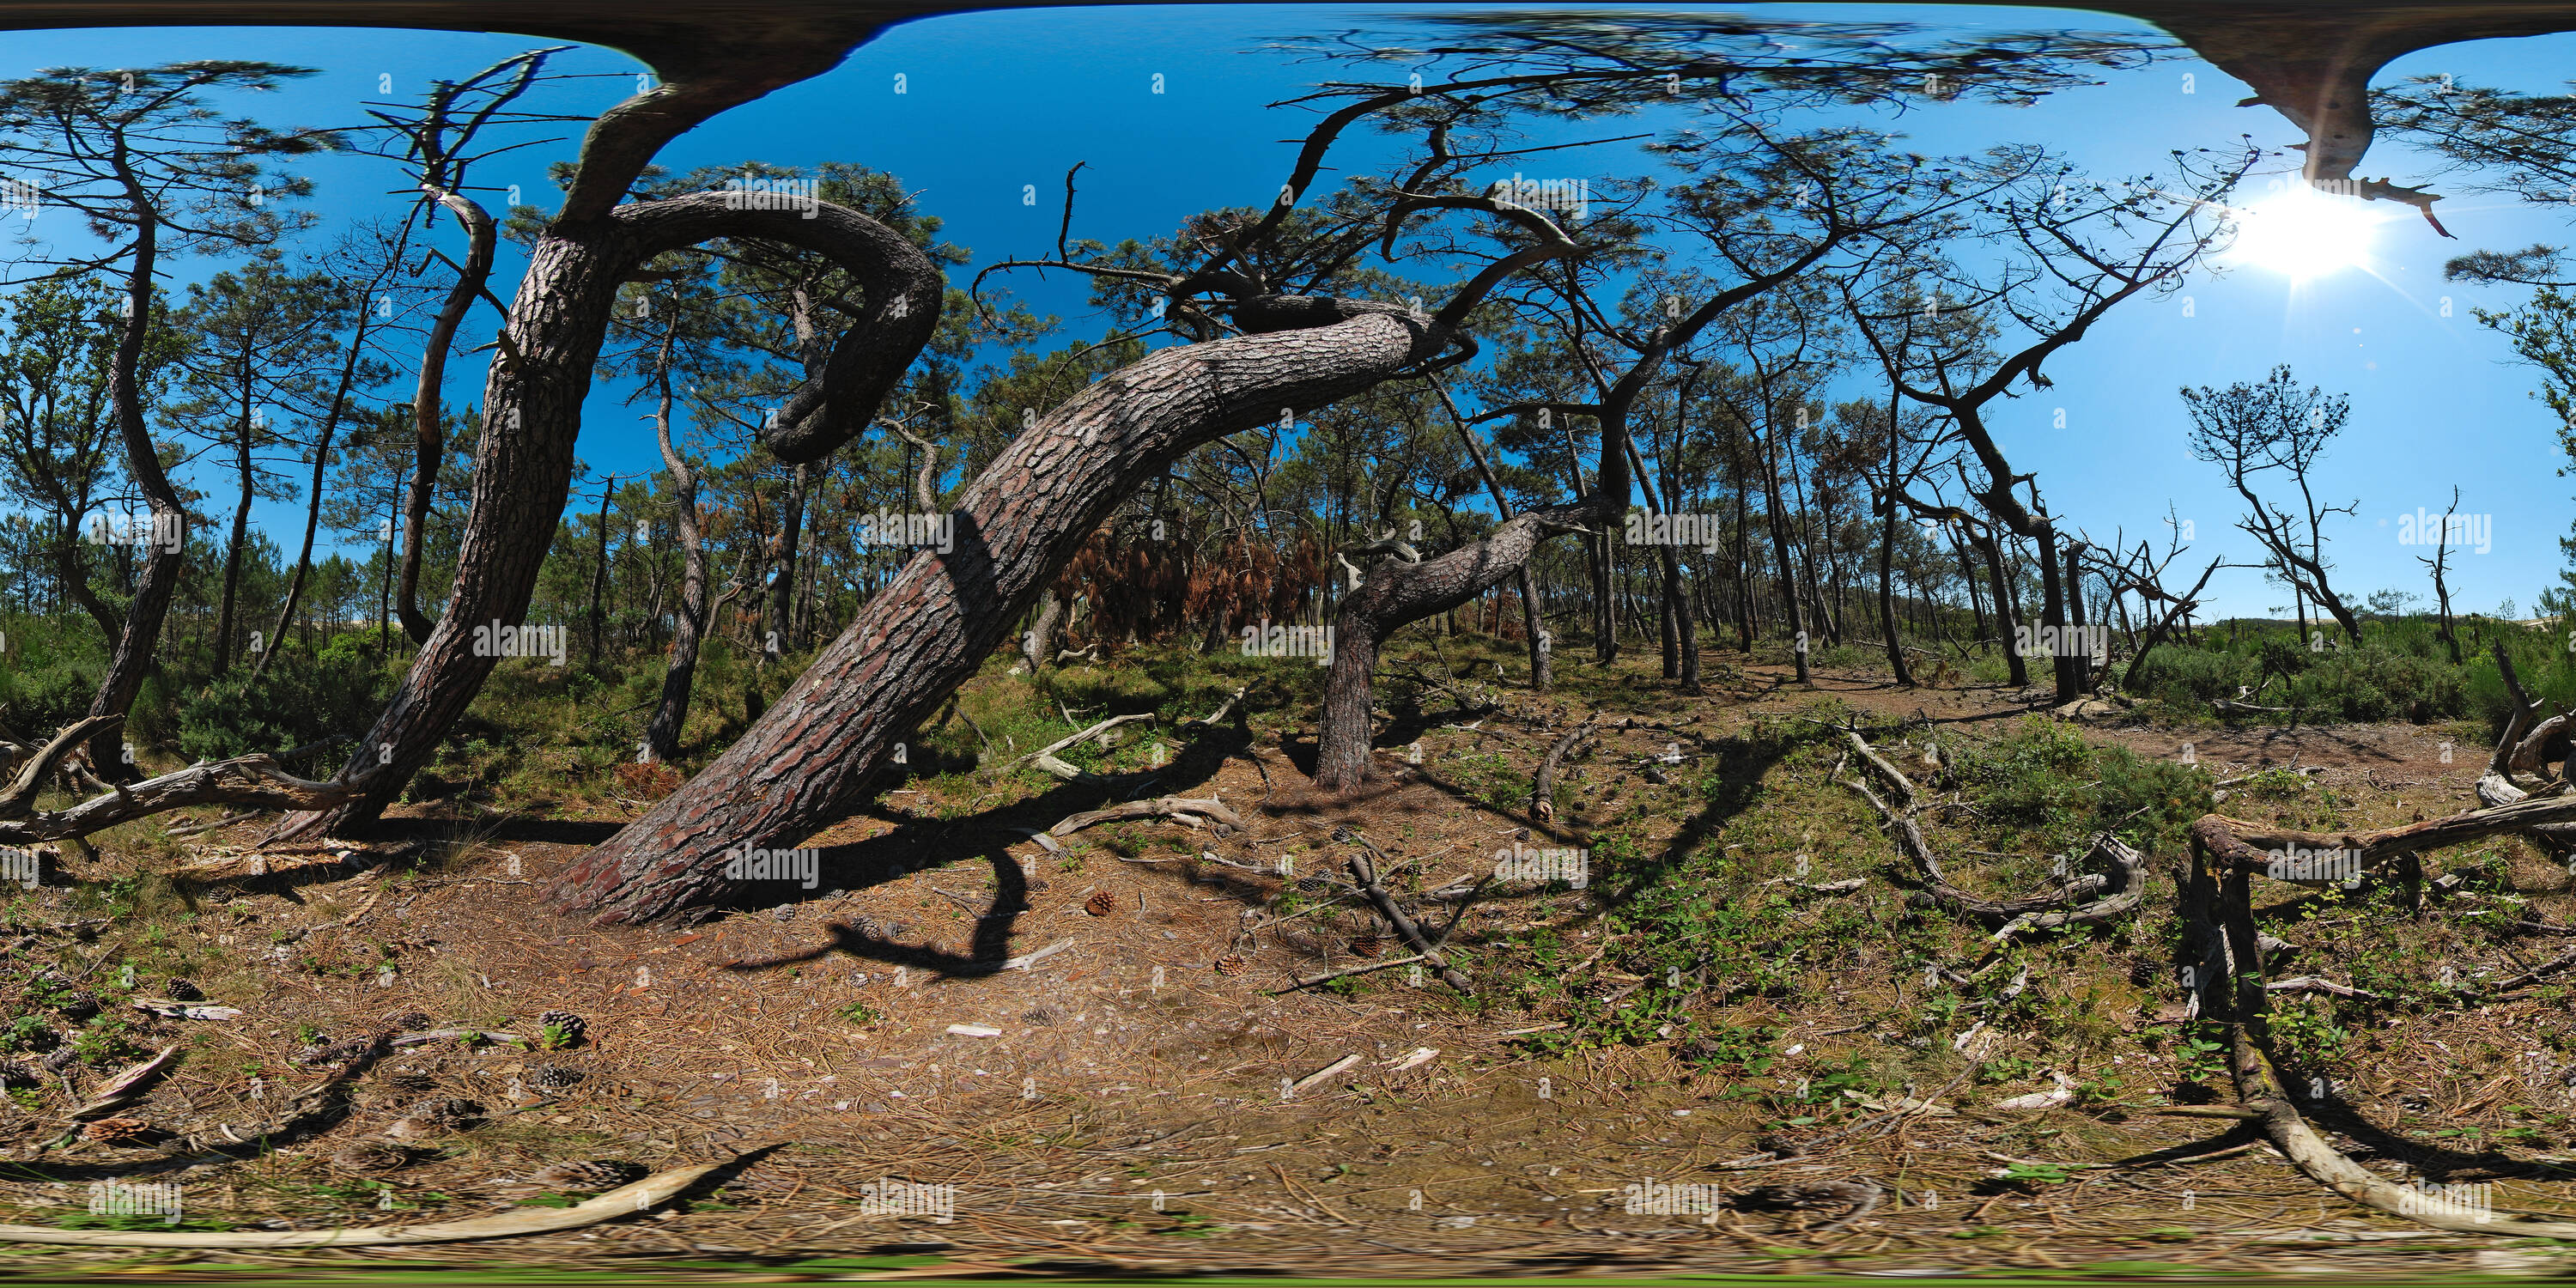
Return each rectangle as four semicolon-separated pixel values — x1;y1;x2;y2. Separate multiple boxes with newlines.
548;307;1449;922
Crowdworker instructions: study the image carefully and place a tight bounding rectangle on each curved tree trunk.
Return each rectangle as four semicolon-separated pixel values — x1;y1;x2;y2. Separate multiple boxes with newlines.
548;309;1449;921
86;221;181;782
641;343;708;763
271;193;943;839
397;189;496;646
1313;501;1595;792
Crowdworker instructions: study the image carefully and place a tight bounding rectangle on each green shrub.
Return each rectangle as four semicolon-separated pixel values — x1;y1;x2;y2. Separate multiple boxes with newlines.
175;634;394;762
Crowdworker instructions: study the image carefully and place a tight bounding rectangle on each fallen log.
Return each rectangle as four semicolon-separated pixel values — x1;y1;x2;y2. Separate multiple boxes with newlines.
0;738;363;846
1836;728;2143;935
2190;812;2576;1238
1009;711;1156;781
1050;794;1242;837
1529;717;1595;823
0;1162;719;1247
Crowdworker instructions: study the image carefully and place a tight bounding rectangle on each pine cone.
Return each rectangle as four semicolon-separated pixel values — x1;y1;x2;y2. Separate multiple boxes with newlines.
1215;954;1249;976
52;990;99;1021
81;1116;152;1145
537;1011;586;1047
528;1064;581;1090
164;979;204;1002
1084;890;1116;917
525;1160;643;1192
1348;934;1384;959
331;1140;412;1173
0;1060;34;1088
382;1011;432;1034
406;1096;481;1125
384;1096;482;1139
39;1047;78;1073
846;914;887;939
380;1072;438;1093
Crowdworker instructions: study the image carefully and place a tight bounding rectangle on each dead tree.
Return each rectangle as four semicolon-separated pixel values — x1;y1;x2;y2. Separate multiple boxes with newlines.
2419;483;2463;664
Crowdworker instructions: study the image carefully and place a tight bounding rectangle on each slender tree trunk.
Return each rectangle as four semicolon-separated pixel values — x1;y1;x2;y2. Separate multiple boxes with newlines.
216;404;254;675
642;341;708;762
1759;417;1808;683
254;276;381;687
1982;531;2028;688
769;461;810;651
85;219;184;781
586;473;614;670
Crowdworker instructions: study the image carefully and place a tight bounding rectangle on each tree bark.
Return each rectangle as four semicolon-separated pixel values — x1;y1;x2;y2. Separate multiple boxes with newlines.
272;192;942;839
641;338;708;762
766;461;810;653
86;218;183;782
548;307;1450;921
215;398;253;675
397;189;495;646
1981;530;2028;688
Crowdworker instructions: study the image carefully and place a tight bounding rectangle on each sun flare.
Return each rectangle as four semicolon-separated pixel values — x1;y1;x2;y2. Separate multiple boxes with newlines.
2228;187;2386;279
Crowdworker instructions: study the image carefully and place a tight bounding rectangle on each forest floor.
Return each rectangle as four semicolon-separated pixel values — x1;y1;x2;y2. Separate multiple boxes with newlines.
1;646;2573;1281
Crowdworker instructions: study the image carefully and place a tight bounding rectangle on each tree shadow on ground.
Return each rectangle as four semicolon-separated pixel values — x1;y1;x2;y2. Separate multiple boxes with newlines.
715;715;1261;981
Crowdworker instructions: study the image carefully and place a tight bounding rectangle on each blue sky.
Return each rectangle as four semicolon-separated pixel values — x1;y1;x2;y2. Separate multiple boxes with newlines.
4;4;2576;621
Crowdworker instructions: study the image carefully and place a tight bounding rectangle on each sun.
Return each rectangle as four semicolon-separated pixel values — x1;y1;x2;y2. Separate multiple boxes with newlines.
2227;186;2387;280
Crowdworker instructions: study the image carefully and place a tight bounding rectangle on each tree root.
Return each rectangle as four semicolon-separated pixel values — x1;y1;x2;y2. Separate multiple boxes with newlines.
1837;727;2143;936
